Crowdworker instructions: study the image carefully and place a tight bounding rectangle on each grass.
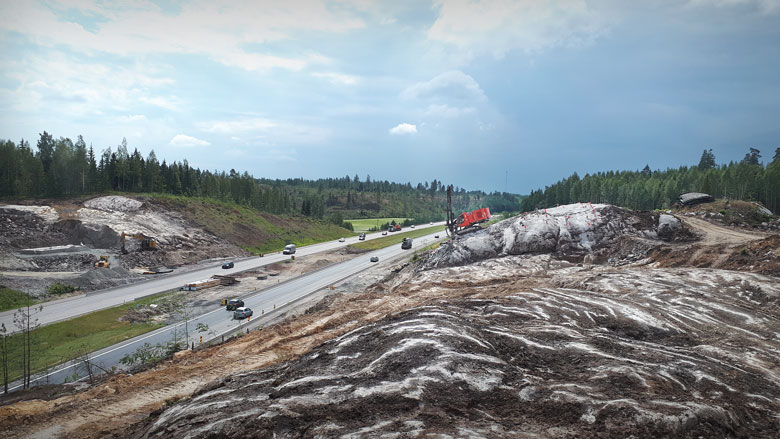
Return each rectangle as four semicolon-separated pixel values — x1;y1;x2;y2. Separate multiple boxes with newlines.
344;217;413;232
2;291;171;383
349;226;446;251
146;193;353;254
0;287;36;312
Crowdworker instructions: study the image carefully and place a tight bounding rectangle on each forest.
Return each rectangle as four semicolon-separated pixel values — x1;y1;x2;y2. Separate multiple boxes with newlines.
520;148;780;214
0;132;523;222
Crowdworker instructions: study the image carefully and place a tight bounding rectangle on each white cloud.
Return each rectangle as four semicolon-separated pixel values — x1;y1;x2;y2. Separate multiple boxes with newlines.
198;118;277;134
425;104;475;118
0;1;364;72
169;134;210;147
428;0;608;59
198;116;330;145
389;123;417;135
312;72;359;85
403;71;486;102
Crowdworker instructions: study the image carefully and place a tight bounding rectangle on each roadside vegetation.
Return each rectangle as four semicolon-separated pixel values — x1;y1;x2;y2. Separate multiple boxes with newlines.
345;217;412;232
349;227;446;251
2;292;171;383
0;287;35;312
148;194;353;254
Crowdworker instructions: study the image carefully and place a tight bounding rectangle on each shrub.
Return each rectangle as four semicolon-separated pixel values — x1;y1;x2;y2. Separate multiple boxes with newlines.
48;282;77;296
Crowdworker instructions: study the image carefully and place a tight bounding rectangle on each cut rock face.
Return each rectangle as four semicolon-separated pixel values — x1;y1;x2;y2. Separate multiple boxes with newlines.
134;264;780;438
424;203;678;269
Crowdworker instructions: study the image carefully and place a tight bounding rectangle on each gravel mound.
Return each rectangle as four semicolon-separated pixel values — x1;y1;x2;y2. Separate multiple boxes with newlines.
83;196;143;212
424;204;689;269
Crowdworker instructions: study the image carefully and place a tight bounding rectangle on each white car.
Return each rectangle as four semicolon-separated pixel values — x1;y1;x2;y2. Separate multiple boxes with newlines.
338;238;345;242
381;231;387;235
410;225;415;228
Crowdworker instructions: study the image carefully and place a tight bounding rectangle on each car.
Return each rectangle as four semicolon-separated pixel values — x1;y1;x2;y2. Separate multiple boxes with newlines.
222;261;234;269
370;256;379;262
338;237;345;242
430;222;433;225
381;231;387;235
226;298;244;311
401;237;412;249
435;234;439;238
411;224;415;228
358;233;366;240
233;307;253;319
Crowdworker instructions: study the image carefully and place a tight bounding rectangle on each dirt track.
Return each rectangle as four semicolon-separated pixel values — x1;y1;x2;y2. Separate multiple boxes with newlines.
680;216;766;246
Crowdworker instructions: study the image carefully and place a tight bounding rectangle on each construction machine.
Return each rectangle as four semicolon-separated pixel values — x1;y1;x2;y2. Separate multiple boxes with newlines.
94;255;110;268
445;185;492;237
121;232;158;254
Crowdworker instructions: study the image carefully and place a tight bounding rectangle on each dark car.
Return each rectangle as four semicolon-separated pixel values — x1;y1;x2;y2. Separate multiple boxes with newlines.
359;233;366;240
401;237;412;249
435;234;439;238
370;256;379;262
226;298;244;311
233;307;253;319
222;261;234;269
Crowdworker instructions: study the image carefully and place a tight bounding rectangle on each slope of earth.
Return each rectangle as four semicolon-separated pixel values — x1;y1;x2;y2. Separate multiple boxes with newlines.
130;257;780;438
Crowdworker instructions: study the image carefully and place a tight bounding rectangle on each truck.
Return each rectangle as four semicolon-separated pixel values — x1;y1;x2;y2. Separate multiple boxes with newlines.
283;244;296;254
401;237;412;249
393;224;402;232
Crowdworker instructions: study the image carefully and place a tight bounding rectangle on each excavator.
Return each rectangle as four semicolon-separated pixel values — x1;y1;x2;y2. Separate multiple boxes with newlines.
445;185;491;237
121;232;158;254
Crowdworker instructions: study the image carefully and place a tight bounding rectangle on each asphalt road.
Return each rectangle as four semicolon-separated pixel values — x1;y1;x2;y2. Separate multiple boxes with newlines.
0;221;446;332
5;228;446;392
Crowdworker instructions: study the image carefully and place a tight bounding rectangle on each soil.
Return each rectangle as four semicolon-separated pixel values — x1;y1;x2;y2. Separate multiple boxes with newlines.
0;203;777;438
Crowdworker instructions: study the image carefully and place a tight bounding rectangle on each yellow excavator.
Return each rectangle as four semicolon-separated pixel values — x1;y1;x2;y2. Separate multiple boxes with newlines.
121;232;158;254
94;255;110;268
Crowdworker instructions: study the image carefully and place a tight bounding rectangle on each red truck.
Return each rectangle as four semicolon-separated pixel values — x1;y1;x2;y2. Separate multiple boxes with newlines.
454;207;491;231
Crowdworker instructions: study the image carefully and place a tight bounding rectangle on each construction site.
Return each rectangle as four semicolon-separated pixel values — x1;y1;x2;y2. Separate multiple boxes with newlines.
1;196;779;438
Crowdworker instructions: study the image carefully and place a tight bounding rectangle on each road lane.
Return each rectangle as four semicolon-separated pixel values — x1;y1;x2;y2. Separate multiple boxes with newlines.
0;222;446;332
5;229;446;391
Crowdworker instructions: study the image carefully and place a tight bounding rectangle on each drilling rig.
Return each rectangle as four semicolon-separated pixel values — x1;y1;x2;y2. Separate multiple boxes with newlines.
445;185;491;237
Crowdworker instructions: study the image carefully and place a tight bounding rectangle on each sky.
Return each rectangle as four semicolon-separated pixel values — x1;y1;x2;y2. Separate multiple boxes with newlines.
1;0;779;194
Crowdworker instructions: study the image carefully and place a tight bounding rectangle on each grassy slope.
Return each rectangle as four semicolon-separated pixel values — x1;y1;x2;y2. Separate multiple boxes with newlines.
4;293;169;382
344;217;413;232
0;287;36;312
675;199;774;225
349;226;447;251
147;194;354;254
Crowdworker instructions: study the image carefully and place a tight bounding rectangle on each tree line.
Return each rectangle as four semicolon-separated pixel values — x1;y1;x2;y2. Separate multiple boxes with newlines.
0;133;524;222
520;148;780;214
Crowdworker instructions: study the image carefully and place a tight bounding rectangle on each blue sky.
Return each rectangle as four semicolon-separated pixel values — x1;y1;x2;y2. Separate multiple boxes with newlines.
1;0;779;194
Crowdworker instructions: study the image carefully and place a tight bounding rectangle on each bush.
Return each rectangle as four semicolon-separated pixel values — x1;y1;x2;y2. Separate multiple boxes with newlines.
48;282;77;296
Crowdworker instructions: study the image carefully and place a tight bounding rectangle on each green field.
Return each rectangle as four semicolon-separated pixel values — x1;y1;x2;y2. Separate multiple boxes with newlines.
344;218;413;232
0;287;36;312
349;226;446;251
2;292;171;383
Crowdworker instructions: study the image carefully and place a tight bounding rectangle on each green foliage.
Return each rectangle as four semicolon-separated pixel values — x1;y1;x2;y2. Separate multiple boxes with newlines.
1;133;523;221
119;340;183;368
521;147;780;214
47;282;77;296
0;287;34;312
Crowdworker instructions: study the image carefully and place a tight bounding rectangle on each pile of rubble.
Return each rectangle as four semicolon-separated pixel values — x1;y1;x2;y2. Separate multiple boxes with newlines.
424;204;694;270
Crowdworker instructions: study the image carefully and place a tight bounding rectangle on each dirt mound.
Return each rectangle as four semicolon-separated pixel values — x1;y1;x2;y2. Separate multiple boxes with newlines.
423;204;692;270
0;207;70;249
83;196;143;212
51;219;121;248
133;264;780;438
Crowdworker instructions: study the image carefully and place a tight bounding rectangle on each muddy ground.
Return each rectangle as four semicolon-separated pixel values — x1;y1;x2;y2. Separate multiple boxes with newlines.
0;203;778;438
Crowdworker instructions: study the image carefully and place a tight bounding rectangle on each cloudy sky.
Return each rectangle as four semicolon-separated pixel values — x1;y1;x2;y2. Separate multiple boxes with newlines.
1;0;779;193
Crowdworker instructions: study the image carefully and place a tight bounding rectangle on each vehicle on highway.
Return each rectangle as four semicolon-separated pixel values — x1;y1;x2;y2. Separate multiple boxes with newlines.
430;222;433;225
338;237;345;242
435;234;439;238
222;261;234;269
381;231;387;235
233;307;253;319
370;256;379;262
410;224;415;228
401;237;412;249
226;298;244;311
358;233;366;240
283;244;296;255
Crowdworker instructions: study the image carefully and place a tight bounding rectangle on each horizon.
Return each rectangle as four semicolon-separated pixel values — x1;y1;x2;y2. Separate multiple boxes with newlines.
2;1;779;195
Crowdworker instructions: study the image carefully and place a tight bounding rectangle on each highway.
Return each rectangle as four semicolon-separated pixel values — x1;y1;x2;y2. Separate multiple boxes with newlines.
5;228;446;392
0;222;445;332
